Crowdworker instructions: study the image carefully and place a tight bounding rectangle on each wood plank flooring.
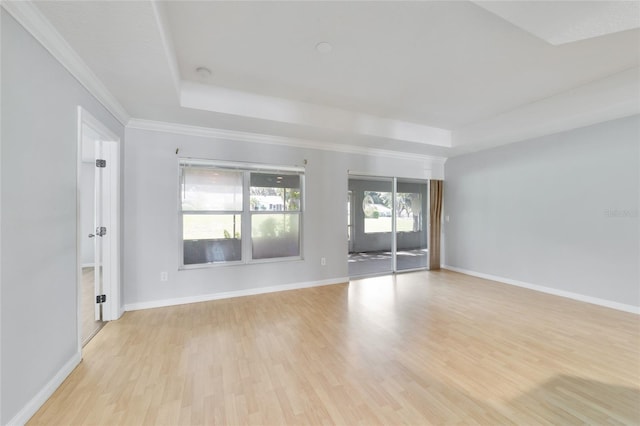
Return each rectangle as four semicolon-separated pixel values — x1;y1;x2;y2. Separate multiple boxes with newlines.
29;270;640;425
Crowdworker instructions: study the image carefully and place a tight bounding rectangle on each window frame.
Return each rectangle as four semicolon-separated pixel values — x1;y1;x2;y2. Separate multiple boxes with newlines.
178;159;305;269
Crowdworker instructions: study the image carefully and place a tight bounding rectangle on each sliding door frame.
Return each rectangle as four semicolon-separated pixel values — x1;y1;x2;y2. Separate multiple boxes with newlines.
348;172;430;277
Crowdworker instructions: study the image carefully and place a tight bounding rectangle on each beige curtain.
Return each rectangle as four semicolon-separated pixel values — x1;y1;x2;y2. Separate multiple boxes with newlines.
429;180;443;270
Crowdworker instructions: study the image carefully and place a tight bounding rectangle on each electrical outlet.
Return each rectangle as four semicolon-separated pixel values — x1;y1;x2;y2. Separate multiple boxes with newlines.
445;215;450;222
321;257;326;266
160;271;168;282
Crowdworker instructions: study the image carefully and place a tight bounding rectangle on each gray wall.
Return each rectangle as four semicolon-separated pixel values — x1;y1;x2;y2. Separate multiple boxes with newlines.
444;115;640;307
123;128;442;307
1;11;124;424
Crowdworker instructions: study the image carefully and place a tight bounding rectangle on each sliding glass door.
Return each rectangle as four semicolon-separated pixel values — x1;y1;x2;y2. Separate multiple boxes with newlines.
348;175;429;277
395;179;429;271
347;176;394;276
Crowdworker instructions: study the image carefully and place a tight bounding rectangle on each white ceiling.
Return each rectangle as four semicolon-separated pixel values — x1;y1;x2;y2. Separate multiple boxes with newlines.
473;1;640;45
29;0;640;157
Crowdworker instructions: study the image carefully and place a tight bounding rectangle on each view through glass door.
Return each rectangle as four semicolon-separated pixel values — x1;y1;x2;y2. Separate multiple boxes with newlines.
347;176;394;276
395;179;429;271
347;174;429;277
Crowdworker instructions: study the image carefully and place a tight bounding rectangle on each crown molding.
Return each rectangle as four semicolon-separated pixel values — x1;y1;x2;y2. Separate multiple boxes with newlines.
181;81;452;148
127;118;448;164
452;67;640;152
2;0;130;125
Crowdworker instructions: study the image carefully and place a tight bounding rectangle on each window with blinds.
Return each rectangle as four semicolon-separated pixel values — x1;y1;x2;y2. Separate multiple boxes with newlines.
179;160;304;267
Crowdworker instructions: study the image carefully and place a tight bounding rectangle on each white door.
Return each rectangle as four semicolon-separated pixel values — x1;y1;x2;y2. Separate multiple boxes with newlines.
78;107;121;351
93;140;105;320
93;139;119;321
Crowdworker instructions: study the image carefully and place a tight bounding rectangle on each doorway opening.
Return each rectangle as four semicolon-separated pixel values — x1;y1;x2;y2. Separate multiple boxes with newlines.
77;107;121;348
79;135;102;345
348;175;429;277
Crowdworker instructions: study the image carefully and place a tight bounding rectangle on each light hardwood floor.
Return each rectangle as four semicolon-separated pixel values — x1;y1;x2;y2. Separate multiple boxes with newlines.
29;270;639;425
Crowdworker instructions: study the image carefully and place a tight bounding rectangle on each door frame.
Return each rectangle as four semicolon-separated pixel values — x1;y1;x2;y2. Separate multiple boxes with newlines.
76;107;121;353
347;172;431;277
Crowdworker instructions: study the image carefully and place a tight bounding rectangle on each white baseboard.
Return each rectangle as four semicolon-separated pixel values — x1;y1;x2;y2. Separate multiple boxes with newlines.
7;352;81;426
442;265;640;314
124;277;349;312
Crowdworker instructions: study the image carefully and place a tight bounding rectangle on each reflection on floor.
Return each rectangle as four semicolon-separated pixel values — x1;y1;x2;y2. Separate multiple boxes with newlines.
348;249;428;276
81;267;103;346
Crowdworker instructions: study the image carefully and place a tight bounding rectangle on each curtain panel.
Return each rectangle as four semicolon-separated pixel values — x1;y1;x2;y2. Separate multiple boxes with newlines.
429;180;443;270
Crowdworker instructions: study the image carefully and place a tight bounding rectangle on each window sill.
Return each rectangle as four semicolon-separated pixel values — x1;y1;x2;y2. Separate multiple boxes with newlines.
179;256;304;271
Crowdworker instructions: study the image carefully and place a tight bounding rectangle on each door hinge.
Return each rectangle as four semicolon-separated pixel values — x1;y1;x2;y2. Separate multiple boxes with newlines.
96;226;106;237
96;294;106;304
96;159;106;168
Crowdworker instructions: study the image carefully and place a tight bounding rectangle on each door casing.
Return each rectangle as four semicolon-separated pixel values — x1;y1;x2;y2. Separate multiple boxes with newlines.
76;107;121;353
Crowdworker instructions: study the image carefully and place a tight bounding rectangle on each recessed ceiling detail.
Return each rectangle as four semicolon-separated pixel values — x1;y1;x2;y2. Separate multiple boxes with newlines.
180;81;452;147
473;1;640;45
28;0;640;157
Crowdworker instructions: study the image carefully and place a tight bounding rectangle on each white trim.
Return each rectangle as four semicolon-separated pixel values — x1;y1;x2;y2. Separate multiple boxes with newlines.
0;9;3;422
124;277;349;312
180;81;452;148
7;352;81;426
80;108;120;143
1;1;130;125
443;265;640;315
75;108;84;356
179;157;305;173
451;67;640;154
127;118;448;166
77;107;123;352
0;9;6;423
347;172;394;181
100;140;121;321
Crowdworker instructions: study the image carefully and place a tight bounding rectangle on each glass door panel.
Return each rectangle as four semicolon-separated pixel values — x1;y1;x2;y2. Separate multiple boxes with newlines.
395;179;428;271
347;176;393;277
